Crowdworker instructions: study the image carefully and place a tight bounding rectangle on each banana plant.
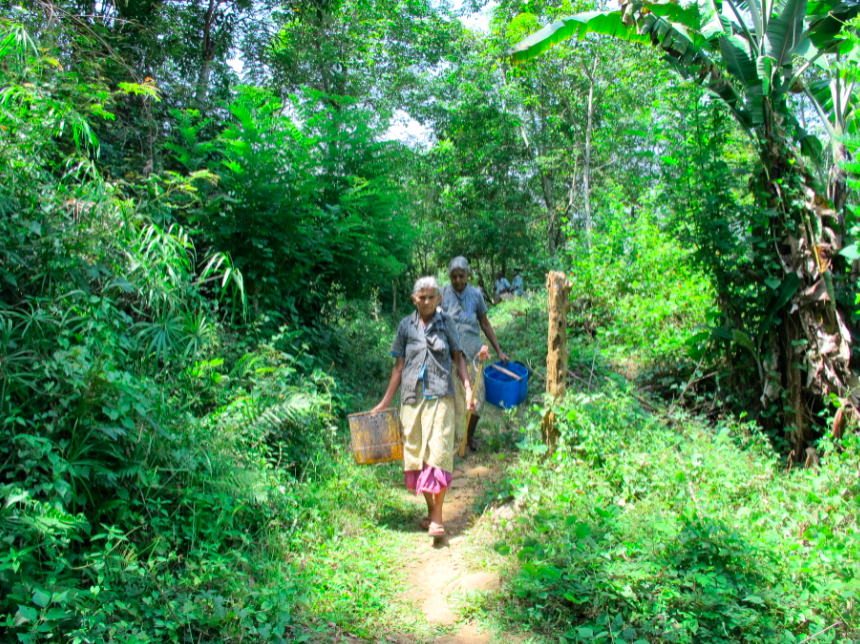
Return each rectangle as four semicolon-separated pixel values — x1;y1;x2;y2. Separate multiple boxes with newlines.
506;0;860;455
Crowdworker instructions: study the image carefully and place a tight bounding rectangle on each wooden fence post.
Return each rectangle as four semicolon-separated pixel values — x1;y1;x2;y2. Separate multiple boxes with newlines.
542;271;571;450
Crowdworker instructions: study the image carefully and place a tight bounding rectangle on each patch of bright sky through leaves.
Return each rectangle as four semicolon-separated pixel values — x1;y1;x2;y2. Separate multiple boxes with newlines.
227;1;494;144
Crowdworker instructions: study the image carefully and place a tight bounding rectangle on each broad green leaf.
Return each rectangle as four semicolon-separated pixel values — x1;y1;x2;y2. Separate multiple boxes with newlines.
538;564;562;579
16;605;38;622
746;83;767;124
720;35;758;86
764;277;781;289
757;55;775;93
32;590;50;608
506;11;649;64
732;328;756;354
764;0;807;66
44;607;71;621
699;0;731;38
799;132;824;160
644;1;704;29
756;272;801;343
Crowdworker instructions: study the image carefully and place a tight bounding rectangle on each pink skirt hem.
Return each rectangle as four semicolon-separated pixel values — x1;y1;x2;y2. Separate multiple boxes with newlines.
404;463;452;495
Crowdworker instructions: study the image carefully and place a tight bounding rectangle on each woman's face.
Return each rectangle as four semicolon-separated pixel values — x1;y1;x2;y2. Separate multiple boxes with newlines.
449;269;468;293
412;288;440;319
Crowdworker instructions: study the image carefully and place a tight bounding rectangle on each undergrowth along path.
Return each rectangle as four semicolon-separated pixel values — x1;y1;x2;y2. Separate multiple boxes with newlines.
336;395;539;644
328;297;547;644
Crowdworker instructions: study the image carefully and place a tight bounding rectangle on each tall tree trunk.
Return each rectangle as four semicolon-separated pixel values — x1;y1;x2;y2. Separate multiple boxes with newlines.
829;140;850;221
195;0;220;107
583;58;597;246
541;172;557;253
756;125;852;456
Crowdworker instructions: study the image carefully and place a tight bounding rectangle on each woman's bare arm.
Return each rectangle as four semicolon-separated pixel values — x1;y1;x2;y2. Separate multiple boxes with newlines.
372;357;404;412
454;351;477;410
478;314;509;363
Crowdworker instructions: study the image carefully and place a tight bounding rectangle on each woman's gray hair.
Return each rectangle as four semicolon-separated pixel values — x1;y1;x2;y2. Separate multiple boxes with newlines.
412;276;441;296
447;256;471;275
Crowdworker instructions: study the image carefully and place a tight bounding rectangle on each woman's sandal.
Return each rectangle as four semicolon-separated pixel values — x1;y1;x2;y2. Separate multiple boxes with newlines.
428;522;445;537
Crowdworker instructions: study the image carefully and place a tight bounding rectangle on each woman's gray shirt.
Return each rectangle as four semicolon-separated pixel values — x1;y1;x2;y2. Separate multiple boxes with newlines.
441;284;488;362
390;309;463;404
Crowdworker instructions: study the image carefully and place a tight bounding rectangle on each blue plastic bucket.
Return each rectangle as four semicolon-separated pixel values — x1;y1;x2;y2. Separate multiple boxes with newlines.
484;361;529;409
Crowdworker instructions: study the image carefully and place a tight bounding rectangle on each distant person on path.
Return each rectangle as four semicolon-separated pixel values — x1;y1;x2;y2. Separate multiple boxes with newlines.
372;276;476;537
494;271;513;303
476;278;490;305
442;257;510;452
512;268;524;296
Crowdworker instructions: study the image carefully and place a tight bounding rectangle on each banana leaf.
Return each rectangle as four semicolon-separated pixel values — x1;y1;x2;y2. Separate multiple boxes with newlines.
505;11;651;64
764;0;807;66
720;34;759;85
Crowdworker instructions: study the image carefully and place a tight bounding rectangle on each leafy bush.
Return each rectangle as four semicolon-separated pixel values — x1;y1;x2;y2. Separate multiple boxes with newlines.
0;21;403;643
568;210;713;370
498;382;860;643
168;87;417;318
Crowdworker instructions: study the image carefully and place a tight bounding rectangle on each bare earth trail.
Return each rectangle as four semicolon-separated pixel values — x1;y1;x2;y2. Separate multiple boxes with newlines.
373;448;532;644
397;461;498;644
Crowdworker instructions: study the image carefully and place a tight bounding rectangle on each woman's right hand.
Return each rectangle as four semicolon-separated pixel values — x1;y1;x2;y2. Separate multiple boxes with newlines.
370;402;387;413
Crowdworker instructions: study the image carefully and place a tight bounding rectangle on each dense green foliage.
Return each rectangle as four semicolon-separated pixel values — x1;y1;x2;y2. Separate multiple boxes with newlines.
3;0;860;641
504;0;860;453
472;299;859;643
500;384;860;643
0;16;414;642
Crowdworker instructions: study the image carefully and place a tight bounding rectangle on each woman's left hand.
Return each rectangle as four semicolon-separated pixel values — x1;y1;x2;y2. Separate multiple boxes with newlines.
465;387;478;411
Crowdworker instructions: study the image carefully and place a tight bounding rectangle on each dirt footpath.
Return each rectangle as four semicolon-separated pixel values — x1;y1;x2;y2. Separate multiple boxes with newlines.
379;457;528;644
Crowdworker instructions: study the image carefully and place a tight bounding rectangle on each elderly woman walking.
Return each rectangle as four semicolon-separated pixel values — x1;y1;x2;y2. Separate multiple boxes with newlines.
442;257;509;452
372;276;475;537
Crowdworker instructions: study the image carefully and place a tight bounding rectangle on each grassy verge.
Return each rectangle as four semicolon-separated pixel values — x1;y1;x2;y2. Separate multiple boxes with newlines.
276;456;430;641
477;373;860;644
296;290;859;644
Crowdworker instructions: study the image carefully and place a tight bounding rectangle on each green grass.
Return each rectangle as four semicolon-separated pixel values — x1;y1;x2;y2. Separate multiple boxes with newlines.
276;456;427;640
476;377;860;644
